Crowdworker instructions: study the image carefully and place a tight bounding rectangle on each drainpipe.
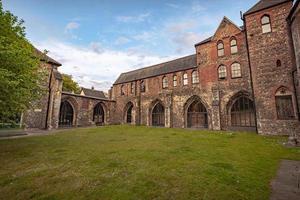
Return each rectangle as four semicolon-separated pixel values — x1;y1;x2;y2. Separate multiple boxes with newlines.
242;13;259;133
45;66;54;129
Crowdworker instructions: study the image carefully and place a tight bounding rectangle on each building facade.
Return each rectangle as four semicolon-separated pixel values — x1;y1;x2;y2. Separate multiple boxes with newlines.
24;0;300;138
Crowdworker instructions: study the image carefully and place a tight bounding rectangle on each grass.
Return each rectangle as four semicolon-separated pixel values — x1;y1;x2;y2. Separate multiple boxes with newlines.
0;125;299;200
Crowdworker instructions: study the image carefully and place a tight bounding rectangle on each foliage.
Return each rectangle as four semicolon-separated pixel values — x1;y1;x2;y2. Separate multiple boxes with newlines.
0;0;43;122
62;74;81;94
0;125;299;199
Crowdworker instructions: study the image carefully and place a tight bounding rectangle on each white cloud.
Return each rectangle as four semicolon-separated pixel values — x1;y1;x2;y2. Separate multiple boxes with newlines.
35;40;178;92
116;12;150;23
166;20;197;33
114;36;131;45
166;3;180;9
133;31;153;41
65;22;80;31
191;1;206;13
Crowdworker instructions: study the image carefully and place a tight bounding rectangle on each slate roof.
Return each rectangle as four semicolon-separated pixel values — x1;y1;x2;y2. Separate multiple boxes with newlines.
81;87;107;99
35;48;62;66
244;0;292;16
114;54;197;85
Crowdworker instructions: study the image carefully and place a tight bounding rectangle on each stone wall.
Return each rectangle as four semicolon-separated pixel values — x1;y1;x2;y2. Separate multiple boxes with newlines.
61;93;116;127
245;1;300;135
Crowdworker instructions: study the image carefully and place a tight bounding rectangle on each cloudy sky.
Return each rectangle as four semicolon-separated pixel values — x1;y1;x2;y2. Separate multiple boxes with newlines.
3;0;257;92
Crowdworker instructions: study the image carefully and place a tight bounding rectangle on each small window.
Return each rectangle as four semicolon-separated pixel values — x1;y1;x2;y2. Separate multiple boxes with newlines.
121;85;125;96
140;80;145;93
130;82;134;94
275;87;295;120
276;60;282;67
183;73;188;85
218;65;227;79
162;76;168;89
217;41;224;57
230;38;238;54
192;70;199;84
173;75;177;87
231;63;242;78
261;15;271;33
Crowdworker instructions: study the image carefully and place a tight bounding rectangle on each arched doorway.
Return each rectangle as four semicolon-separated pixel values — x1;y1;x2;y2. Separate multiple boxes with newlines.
230;96;255;127
187;100;208;128
126;103;134;124
93;103;105;126
152;103;165;127
59;100;74;127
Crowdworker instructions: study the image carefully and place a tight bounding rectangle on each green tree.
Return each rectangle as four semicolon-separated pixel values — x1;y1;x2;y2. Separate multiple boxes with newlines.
0;0;42;123
62;74;81;94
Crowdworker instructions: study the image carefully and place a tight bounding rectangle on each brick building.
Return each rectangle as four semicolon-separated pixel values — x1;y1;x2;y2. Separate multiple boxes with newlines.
24;0;300;138
111;0;300;136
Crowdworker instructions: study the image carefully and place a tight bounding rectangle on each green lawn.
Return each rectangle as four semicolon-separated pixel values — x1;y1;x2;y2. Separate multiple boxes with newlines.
0;126;299;200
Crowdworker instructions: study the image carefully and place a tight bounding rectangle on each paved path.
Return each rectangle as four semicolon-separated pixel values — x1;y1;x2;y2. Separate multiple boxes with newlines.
270;160;300;200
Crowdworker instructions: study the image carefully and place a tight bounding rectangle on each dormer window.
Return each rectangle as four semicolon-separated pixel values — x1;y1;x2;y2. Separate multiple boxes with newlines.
162;76;168;89
261;15;271;33
230;38;238;54
217;41;224;57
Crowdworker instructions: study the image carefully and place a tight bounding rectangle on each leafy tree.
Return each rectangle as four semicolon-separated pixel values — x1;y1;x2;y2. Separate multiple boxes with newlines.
0;0;43;123
62;74;81;94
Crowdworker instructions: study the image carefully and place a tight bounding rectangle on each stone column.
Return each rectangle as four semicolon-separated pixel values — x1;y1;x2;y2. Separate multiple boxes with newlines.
211;88;221;130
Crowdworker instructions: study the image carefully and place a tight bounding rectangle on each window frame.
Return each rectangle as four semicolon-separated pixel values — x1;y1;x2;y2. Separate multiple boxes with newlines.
218;65;227;80
162;76;168;89
173;75;177;87
230;37;238;54
121;84;125;96
140;80;146;93
261;15;272;34
231;62;242;78
183;72;188;86
130;82;135;94
192;70;199;84
217;41;224;57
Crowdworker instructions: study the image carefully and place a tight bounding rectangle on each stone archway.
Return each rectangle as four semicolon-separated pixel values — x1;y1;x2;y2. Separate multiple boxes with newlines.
59;100;74;127
93;103;105;126
184;96;208;128
124;102;134;124
150;101;165;127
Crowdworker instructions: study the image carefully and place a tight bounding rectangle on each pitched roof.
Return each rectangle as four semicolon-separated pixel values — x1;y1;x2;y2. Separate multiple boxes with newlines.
244;0;292;16
34;48;62;66
114;54;197;85
194;36;213;46
81;87;107;99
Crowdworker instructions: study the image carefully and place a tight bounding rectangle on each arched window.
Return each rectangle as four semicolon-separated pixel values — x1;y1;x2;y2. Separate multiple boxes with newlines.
217;41;224;57
121;85;125;95
275;87;295;120
231;63;242;78
230;38;238;54
126;102;134;123
140;80;145;93
173;75;177;87
183;73;188;85
93;103;105;126
152;103;165;127
162;76;168;89
187;100;208;128
218;65;227;79
261;15;271;33
59;101;74;127
231;96;255;127
192;70;199;84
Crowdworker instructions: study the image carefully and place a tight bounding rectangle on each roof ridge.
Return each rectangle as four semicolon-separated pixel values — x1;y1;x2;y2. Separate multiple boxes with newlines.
121;54;196;75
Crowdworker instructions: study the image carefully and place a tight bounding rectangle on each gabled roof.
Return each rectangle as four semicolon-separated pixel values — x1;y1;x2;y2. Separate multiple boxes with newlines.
34;48;62;66
81;87;107;99
114;54;197;85
212;17;242;39
244;0;292;16
195;18;244;47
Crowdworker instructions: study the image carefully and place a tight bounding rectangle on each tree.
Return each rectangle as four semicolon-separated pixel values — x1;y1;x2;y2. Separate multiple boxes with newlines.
0;0;43;123
62;74;80;94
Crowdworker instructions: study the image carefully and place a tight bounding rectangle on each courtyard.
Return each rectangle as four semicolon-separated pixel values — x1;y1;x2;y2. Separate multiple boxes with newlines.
0;125;299;200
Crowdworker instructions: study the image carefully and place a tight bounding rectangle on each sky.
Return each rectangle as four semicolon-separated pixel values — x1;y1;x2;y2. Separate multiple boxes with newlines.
2;0;258;92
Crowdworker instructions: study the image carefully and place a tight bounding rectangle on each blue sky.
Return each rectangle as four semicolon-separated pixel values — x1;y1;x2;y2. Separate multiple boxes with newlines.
3;0;258;91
